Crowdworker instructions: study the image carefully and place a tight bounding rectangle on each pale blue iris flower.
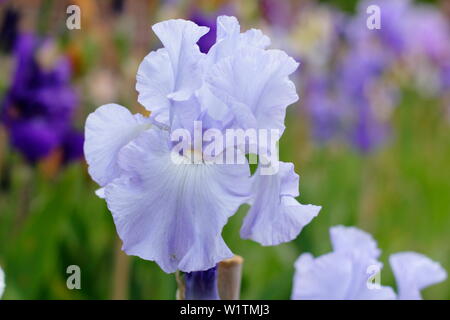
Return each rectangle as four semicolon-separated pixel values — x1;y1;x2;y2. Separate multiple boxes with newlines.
84;16;320;273
292;226;447;300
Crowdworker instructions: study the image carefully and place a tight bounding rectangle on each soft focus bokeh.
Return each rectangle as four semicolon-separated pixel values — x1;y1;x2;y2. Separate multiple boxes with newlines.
0;0;449;299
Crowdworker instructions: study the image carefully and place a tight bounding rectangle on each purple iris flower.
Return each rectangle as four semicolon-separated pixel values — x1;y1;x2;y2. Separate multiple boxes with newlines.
189;11;217;54
0;7;20;53
304;40;394;152
347;0;411;56
303;75;341;142
337;45;394;152
406;6;450;64
85;16;320;273
1;34;83;163
442;64;450;90
189;5;235;54
292;226;447;300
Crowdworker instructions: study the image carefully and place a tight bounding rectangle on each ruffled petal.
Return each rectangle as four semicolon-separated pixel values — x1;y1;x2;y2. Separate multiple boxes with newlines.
346;258;396;300
206;46;299;134
390;251;447;300
292;252;354;300
241;162;320;246
330;225;381;259
292;225;397;300
153;19;208;100
105;128;251;273
84;104;152;186
136;19;208;124
207;16;270;65
136;49;173;124
292;251;395;300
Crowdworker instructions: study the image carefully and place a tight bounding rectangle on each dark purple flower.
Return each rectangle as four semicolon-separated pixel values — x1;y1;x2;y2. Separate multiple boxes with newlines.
0;7;20;53
61;129;84;163
111;0;124;15
9;120;60;162
184;266;220;300
1;34;83;164
189;11;216;54
189;6;234;54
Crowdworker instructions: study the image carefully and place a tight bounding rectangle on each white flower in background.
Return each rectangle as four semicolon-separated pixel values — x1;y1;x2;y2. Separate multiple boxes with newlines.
292;225;447;300
0;266;5;298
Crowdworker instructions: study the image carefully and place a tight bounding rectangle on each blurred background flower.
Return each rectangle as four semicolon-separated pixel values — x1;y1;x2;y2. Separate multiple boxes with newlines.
1;34;83;164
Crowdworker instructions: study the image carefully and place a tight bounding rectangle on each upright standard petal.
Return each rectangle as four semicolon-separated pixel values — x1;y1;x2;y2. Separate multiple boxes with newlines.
84;103;152;186
241;162;320;246
206;16;270;66
390;252;447;300
330;225;381;259
136;49;173;124
105;128;251;273
206;46;299;135
136;20;208;124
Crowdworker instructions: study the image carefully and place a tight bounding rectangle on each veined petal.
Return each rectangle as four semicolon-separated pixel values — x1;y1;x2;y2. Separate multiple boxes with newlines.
105;128;251;273
206;46;299;135
136;49;173;124
241;28;271;48
240;162;320;246
330;225;381;259
207;16;270;65
84;103;152;186
152;19;208;100
216;15;240;42
390;252;447;300
136;20;208;124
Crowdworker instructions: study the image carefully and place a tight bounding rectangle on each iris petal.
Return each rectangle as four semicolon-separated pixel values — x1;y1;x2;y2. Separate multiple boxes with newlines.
390;251;447;300
241;162;320;246
206;46;299;135
330;225;381;259
104;128;251;273
84;103;152;186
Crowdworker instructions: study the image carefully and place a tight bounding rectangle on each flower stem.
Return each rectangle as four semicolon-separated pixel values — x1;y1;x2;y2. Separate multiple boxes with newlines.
218;255;244;300
176;255;244;300
112;238;130;300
